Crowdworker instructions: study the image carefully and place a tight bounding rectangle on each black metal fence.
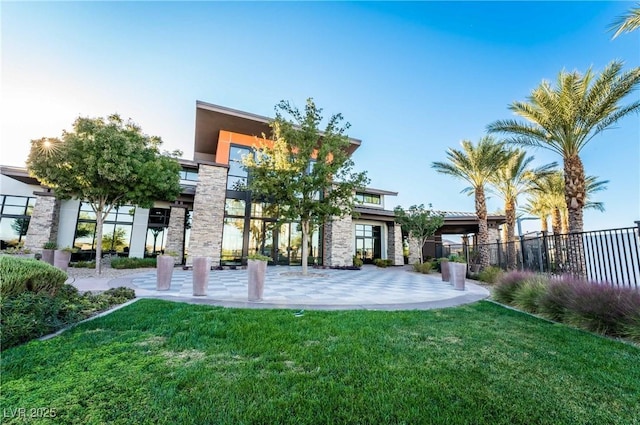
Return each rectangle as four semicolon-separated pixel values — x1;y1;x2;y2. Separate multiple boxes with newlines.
436;224;640;289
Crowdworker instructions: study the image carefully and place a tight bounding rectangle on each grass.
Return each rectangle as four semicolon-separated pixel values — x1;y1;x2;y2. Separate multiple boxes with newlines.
1;299;639;425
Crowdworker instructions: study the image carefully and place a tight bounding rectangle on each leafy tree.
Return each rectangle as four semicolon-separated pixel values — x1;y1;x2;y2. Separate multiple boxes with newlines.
488;150;556;269
244;98;369;275
27;114;182;274
393;204;444;264
431;136;508;269
487;61;640;234
610;3;640;38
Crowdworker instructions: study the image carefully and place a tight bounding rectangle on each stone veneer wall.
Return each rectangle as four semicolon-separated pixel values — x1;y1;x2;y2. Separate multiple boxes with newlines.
408;236;422;264
387;222;405;266
165;205;187;264
187;164;227;266
324;214;353;267
24;192;60;252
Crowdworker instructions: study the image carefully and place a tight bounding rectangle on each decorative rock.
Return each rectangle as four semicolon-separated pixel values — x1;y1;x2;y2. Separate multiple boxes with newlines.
156;255;175;290
192;256;210;296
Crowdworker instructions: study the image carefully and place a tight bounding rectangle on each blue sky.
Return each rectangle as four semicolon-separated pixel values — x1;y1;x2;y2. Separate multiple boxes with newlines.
1;1;639;234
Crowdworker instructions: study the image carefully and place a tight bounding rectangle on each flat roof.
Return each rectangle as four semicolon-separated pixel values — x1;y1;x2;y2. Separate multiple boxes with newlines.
194;101;362;160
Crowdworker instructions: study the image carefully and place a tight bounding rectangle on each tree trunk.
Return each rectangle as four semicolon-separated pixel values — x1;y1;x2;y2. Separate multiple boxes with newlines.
563;155;586;276
475;186;490;269
95;206;104;275
301;220;309;276
564;155;586;233
551;208;562;235
540;214;548;233
505;198;516;270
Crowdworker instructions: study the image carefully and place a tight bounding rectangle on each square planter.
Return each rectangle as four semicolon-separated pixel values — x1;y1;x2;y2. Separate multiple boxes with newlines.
156;255;175;291
53;250;72;272
440;259;450;282
450;262;467;291
192;256;210;296
247;259;267;301
41;249;55;265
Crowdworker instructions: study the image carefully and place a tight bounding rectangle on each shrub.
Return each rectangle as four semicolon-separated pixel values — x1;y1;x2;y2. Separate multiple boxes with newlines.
477;266;503;284
111;257;157;269
564;280;640;337
71;260;96;268
352;255;363;268
511;275;549;314
0;284;136;351
373;258;393;268
42;241;57;249
413;261;433;274
492;271;536;305
0;255;68;298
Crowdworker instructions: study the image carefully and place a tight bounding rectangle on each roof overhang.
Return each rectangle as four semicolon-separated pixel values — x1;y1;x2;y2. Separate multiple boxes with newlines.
194;101;362;159
0;165;43;186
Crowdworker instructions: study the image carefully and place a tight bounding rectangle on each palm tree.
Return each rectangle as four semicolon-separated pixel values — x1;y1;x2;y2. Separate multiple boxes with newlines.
610;3;640;39
489;149;556;269
521;198;552;233
487;61;640;235
531;172;565;235
431;136;508;269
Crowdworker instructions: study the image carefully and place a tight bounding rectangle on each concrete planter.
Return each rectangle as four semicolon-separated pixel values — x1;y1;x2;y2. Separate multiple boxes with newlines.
53;250;72;272
440;259;450;282
41;249;55;265
450;262;467;291
192;256;210;296
247;259;267;301
156;255;175;291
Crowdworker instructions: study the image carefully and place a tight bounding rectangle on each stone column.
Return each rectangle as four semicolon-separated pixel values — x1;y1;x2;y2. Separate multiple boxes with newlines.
408;236;421;265
25;192;60;252
165;205;187;264
324;214;353;267
387;222;404;266
187;163;228;267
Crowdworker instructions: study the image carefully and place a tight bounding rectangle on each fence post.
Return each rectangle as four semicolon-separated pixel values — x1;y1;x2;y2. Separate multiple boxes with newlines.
537;233;544;273
541;230;549;273
519;235;526;271
496;239;502;269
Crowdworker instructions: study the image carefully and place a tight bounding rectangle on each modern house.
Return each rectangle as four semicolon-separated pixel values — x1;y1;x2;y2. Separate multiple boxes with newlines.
0;101;504;267
0;101;405;267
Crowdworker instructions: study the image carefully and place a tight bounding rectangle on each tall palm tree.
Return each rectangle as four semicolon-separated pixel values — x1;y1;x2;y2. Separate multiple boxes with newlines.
489;149;556;269
521;198;552;233
531;172;565;235
431;136;508;269
610;3;640;39
487;61;640;234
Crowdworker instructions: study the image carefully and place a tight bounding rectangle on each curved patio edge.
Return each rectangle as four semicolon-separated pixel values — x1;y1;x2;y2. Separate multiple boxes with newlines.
107;272;490;311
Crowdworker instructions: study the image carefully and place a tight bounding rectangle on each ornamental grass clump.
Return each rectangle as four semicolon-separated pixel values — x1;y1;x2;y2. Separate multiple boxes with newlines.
564;279;640;338
511;275;549;314
538;278;578;322
477;266;504;284
492;271;536;304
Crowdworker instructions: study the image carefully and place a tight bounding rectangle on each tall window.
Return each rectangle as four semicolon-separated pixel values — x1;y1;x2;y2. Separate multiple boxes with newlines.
74;203;135;255
227;146;252;190
145;208;170;255
0;195;35;249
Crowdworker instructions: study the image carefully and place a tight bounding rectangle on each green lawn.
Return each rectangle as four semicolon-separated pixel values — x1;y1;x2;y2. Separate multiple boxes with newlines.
1;299;639;425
